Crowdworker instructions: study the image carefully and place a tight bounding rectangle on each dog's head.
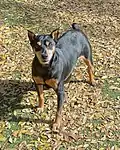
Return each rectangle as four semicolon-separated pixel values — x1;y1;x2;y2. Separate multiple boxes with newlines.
28;29;59;65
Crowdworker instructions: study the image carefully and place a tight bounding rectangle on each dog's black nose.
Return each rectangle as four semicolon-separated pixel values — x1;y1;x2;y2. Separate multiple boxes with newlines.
41;53;48;59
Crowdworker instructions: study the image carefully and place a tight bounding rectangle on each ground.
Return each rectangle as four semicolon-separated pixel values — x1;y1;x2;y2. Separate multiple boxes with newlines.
0;0;120;149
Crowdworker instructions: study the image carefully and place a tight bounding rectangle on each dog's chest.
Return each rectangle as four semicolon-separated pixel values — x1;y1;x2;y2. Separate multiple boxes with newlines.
32;57;59;89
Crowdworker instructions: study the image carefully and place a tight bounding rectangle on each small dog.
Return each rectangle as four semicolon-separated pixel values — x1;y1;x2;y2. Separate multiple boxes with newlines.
28;23;95;130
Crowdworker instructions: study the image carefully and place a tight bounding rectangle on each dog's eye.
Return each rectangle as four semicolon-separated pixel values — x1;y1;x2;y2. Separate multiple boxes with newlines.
37;41;41;46
45;41;50;46
48;42;53;47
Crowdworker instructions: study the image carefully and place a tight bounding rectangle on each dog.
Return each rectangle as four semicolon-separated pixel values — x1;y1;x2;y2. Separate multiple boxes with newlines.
28;23;95;130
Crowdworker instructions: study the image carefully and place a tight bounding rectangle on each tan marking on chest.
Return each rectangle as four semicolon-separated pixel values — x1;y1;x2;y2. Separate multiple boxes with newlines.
45;79;58;89
32;76;44;85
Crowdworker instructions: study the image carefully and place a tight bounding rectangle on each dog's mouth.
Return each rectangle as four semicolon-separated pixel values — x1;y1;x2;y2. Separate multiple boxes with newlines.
42;58;49;64
40;55;52;65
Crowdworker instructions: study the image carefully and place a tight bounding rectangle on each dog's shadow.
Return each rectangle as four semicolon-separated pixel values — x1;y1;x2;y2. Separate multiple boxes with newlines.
0;79;53;124
0;79;84;124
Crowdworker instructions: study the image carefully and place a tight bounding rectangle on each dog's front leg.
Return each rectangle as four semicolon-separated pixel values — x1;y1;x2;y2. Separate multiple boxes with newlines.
35;84;44;109
32;76;44;111
53;81;64;130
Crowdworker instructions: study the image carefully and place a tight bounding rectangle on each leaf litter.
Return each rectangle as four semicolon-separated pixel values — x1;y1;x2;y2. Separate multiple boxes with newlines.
0;0;120;149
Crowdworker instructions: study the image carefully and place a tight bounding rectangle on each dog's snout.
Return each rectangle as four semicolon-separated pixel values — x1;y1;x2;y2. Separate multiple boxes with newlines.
41;48;48;59
41;53;48;59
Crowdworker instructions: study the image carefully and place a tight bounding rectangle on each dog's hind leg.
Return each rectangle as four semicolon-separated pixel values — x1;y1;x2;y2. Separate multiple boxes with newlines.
80;55;95;86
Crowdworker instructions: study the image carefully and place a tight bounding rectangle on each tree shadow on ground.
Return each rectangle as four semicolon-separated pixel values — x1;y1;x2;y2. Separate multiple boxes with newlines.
0;0;56;30
0;0;118;29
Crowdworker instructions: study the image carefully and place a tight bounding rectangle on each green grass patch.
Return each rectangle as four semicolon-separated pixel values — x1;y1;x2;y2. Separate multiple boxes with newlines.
102;77;120;100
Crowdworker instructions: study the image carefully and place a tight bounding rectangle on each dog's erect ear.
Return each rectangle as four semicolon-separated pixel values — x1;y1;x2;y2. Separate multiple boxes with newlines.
50;28;59;40
28;30;37;42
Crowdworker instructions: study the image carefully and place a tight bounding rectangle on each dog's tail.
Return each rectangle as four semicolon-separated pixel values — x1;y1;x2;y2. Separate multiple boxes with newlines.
72;23;80;31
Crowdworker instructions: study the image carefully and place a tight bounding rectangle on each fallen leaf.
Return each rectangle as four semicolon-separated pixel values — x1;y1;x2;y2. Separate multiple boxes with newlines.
0;134;6;142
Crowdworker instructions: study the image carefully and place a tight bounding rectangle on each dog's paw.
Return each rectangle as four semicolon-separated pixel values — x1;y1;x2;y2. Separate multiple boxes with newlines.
52;122;60;132
87;80;96;86
37;107;44;113
32;106;44;113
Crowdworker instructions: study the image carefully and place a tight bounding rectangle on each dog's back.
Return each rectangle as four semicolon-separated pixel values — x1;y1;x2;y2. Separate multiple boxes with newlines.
56;24;92;63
